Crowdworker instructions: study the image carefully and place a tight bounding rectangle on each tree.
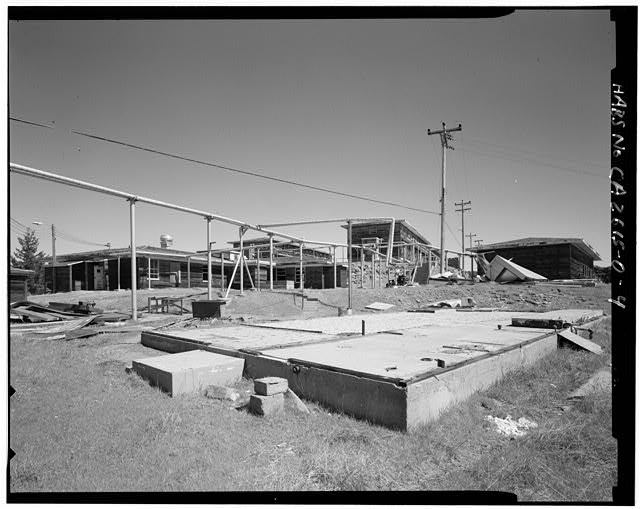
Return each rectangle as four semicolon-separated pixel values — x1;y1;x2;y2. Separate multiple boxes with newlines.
11;228;47;294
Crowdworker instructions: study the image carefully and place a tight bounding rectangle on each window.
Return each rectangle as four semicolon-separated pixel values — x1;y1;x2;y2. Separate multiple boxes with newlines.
149;259;160;280
202;265;209;282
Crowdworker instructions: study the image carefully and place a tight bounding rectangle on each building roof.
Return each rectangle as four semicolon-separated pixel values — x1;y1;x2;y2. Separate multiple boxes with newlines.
469;237;601;261
47;245;212;264
341;219;431;246
227;236;288;246
10;267;35;276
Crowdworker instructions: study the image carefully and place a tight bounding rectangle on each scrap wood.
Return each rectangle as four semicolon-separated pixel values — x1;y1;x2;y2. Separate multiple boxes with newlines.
31;316;97;334
364;302;395;311
10;308;61;322
428;299;462;308
557;329;603;355
10;300;87;317
286;388;310;414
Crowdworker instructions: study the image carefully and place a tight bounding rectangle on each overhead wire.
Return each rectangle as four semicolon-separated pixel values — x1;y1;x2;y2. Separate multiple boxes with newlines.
459;131;471;200
10;116;442;216
11;216;108;247
462;146;606;179
464;135;608;170
444;219;463;250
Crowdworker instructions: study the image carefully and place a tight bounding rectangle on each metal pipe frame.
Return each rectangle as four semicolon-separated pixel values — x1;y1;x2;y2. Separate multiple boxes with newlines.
10;163;345;246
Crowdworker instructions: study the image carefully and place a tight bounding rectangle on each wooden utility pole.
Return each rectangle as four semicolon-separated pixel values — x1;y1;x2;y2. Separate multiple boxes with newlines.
455;200;471;271
428;122;462;273
466;232;477;279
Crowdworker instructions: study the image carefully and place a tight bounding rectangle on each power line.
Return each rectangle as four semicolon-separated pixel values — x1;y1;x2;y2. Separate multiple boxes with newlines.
461;146;606;179
444;219;463;250
11;216;107;247
462;144;607;179
10;116;442;216
464;135;608;170
460;131;471;199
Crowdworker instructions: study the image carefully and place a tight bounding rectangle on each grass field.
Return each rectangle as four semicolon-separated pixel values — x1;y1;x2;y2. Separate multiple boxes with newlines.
9;284;615;499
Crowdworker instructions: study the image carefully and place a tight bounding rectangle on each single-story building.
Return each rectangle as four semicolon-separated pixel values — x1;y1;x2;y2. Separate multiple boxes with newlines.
10;267;35;302
44;239;348;293
469;237;601;280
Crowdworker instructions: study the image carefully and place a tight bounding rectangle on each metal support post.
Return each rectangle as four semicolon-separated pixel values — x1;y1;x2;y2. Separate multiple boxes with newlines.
206;217;212;300
269;235;274;291
333;245;337;289
239;226;245;295
129;198;137;321
221;256;225;291
360;246;364;288
51;224;57;293
347;221;353;313
299;243;304;291
187;256;191;288
148;257;151;289
257;248;261;291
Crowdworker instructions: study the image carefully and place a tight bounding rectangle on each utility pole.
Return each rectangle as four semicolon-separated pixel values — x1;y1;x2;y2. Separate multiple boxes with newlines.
455;200;471;272
466;232;477;279
428;122;462;273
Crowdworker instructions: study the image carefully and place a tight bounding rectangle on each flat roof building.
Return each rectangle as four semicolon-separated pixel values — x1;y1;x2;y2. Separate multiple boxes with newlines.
470;237;601;280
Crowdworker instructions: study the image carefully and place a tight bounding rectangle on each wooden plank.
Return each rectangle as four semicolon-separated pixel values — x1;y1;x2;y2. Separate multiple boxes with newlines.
557;329;603;354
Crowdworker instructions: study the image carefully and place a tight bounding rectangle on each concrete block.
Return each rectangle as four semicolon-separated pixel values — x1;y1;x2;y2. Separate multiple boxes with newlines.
254;376;288;396
249;393;284;416
132;350;244;396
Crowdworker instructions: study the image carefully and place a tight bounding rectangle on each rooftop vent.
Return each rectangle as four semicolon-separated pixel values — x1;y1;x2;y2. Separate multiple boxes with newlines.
160;234;174;249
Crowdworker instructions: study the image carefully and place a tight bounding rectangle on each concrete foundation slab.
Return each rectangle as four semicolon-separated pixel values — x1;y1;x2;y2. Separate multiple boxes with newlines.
140;309;604;429
132;350;244;396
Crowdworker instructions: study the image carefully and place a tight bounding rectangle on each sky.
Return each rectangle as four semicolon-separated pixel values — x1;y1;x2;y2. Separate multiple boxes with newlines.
8;10;615;265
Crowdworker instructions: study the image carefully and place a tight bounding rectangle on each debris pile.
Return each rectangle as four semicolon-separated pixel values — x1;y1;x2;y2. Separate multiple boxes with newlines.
476;254;546;283
10;300;131;340
485;414;538;437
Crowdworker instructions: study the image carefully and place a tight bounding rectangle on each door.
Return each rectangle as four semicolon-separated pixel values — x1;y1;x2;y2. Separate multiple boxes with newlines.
94;265;104;290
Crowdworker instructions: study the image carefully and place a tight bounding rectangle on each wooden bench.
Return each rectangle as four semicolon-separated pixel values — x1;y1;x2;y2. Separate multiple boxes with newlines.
148;296;187;315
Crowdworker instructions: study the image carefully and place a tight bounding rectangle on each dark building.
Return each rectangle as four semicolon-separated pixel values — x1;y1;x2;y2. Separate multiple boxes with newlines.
10;267;34;302
470;237;601;280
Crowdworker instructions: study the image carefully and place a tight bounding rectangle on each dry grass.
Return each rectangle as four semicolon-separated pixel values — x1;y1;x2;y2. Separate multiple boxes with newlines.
10;287;615;499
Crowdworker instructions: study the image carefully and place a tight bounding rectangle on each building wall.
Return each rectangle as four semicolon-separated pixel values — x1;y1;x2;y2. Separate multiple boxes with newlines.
10;275;28;302
478;244;595;280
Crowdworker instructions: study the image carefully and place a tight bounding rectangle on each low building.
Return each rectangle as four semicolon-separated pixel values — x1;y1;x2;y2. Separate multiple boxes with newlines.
10;267;35;302
44;245;219;292
470;237;601;280
43;237;348;293
343;219;435;263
